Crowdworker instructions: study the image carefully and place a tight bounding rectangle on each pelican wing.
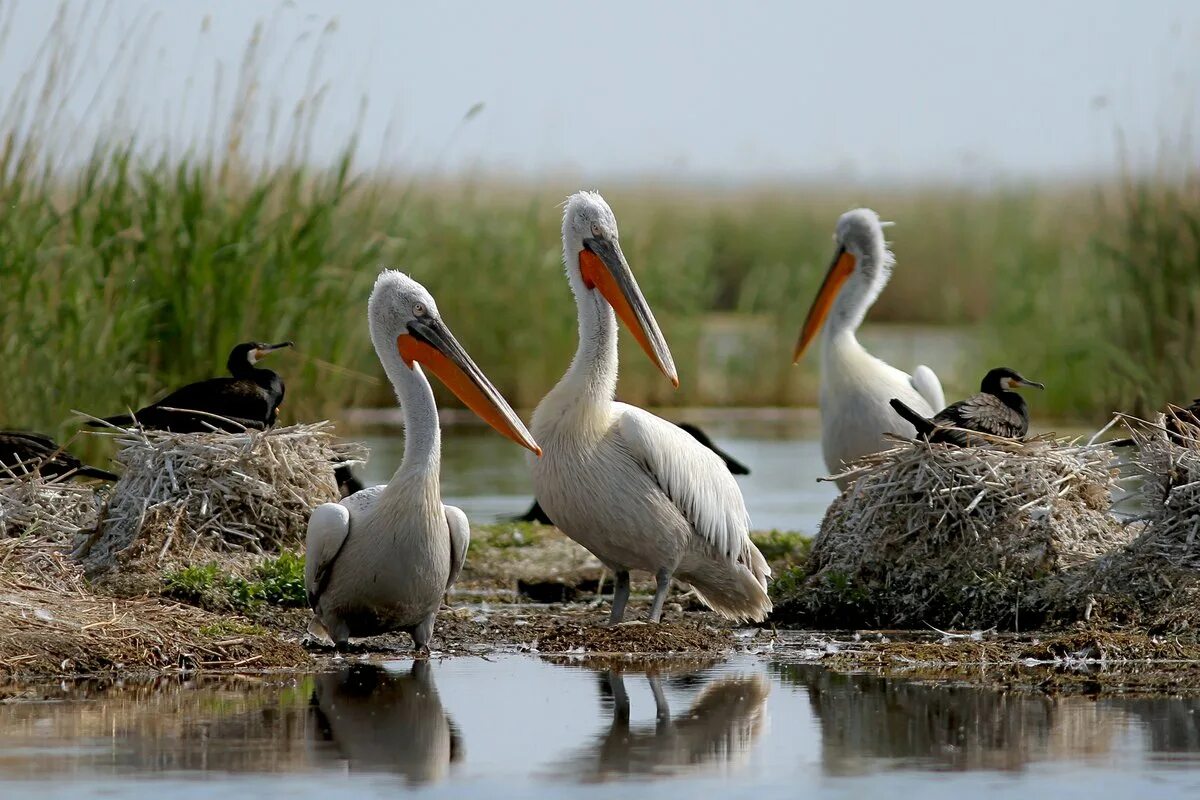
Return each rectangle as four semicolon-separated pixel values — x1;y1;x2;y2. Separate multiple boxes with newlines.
444;505;470;590
910;365;945;412
616;405;750;562
304;502;351;610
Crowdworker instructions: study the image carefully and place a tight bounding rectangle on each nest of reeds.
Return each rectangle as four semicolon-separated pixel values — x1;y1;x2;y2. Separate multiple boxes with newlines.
0;470;105;541
75;421;365;577
774;434;1131;630
1064;414;1200;631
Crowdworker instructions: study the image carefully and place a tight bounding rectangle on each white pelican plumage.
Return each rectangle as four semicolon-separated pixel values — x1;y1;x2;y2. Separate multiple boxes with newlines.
305;270;540;651
794;209;945;489
531;191;771;624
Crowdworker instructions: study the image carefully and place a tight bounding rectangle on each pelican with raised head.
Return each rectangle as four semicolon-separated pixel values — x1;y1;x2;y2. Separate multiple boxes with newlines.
530;191;771;624
305;270;540;652
794;209;945;488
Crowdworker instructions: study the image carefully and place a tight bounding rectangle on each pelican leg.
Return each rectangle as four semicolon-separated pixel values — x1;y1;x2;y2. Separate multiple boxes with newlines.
648;672;670;730
411;611;436;656
609;570;631;624
648;567;672;623
609;671;630;728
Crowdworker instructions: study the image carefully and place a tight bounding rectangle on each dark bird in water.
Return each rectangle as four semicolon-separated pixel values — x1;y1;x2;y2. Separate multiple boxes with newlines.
90;341;293;433
889;367;1044;446
513;422;750;524
0;431;118;481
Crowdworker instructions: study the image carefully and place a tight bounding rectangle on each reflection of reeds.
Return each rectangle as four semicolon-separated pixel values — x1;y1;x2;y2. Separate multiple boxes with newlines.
779;665;1123;774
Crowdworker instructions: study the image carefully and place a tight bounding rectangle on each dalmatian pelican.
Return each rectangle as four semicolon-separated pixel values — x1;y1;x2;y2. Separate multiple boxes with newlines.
793;208;945;488
530;191;771;624
305;270;539;652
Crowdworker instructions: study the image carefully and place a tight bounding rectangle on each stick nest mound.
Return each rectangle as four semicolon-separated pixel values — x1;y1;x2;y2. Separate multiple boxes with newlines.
774;434;1131;630
1065;415;1200;631
0;470;105;540
76;422;364;578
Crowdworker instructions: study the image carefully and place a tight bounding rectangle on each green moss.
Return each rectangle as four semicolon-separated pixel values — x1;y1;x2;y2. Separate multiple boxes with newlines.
473;522;548;549
198;620;267;638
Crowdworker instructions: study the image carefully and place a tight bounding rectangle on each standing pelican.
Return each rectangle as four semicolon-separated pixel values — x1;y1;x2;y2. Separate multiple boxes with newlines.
531;191;771;624
793;209;945;488
305;270;539;652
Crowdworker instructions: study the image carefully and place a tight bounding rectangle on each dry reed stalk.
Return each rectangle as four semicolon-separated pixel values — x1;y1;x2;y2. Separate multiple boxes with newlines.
0;469;105;540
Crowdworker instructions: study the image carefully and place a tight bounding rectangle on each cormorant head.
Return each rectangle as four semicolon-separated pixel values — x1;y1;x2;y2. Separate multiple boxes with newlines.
228;341;294;372
981;367;1044;394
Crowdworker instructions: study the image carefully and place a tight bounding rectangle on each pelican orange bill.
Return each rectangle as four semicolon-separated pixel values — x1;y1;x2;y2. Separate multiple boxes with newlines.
397;323;541;456
794;246;856;363
579;237;679;388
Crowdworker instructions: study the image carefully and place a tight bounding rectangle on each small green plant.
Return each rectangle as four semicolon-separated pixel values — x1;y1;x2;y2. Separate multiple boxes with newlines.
163;563;222;605
163;553;307;611
476;523;544;549
253;551;308;607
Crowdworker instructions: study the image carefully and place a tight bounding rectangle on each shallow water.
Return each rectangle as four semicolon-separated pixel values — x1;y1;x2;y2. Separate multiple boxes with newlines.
358;415;839;533
2;654;1199;798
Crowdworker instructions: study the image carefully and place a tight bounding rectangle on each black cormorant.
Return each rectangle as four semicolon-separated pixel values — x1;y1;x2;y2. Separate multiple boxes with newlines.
0;431;118;481
90;341;293;433
513;422;750;524
889;367;1044;446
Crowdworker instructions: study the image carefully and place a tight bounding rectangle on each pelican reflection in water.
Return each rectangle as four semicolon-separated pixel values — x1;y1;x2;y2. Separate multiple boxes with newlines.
549;662;770;782
310;662;462;786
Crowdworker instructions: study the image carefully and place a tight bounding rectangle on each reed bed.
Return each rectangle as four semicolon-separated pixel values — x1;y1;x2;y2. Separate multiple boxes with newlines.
76;421;365;576
776;435;1130;630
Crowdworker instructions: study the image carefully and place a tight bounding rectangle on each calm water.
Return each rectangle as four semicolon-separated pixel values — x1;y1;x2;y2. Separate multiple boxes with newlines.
2;654;1199;798
357;414;839;534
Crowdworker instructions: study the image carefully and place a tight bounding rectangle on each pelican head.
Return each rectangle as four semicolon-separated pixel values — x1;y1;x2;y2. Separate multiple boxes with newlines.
562;191;678;387
793;208;895;362
369;270;540;455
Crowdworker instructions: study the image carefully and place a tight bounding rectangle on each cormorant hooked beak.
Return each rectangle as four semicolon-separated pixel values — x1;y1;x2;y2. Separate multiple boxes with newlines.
1009;376;1045;391
398;318;541;456
580;236;679;388
251;341;294;363
794;245;856;363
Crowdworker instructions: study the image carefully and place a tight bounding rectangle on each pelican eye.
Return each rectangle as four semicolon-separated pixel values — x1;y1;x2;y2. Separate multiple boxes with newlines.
413;302;427;317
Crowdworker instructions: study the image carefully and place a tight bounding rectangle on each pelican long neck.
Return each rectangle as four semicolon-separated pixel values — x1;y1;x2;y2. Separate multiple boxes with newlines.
557;244;619;407
821;246;891;360
376;344;441;486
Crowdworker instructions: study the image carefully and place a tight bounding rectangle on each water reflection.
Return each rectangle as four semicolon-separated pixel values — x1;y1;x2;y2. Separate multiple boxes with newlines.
776;664;1200;774
548;660;769;782
310;662;462;785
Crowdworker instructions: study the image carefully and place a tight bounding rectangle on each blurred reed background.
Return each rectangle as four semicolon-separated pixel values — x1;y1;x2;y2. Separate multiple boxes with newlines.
0;6;1196;448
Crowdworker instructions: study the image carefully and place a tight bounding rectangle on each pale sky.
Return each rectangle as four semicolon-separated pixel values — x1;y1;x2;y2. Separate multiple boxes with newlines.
0;0;1196;185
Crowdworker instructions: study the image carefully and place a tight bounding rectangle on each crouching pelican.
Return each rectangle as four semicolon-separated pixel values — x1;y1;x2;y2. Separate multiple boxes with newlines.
531;191;771;624
793;209;945;488
305;270;540;651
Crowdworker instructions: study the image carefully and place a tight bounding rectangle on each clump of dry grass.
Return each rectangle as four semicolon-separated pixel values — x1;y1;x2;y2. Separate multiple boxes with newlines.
774;435;1131;630
0;535;307;676
76;422;365;576
1065;415;1200;631
0;471;105;540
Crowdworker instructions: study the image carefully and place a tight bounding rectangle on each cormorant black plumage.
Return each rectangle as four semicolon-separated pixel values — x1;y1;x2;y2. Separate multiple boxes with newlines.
890;367;1044;447
1164;398;1200;446
513;422;750;524
90;341;293;433
0;431;118;481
